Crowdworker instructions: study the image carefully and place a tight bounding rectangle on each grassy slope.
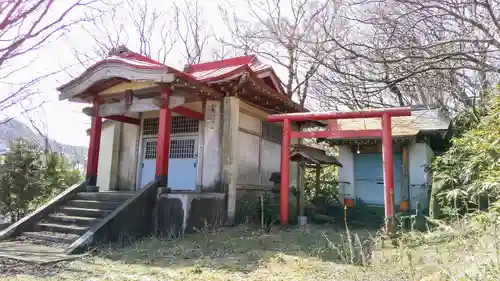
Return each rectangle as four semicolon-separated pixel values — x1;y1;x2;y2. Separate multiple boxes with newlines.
4;214;500;281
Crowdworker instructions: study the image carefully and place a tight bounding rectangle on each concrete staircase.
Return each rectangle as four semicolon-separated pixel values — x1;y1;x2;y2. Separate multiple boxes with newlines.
16;191;135;249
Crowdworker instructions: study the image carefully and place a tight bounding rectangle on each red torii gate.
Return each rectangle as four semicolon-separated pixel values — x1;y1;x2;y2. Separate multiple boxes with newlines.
267;107;412;228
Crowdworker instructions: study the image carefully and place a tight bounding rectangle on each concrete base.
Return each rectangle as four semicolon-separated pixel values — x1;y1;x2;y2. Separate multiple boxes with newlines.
157;192;226;236
0;223;8;231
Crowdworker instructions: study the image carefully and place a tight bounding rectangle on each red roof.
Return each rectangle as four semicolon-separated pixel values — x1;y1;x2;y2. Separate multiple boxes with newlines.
59;46;301;111
185;55;274;83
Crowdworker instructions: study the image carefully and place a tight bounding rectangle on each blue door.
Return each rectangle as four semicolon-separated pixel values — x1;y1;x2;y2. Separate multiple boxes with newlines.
140;137;198;190
354;153;401;206
167;137;198;190
140;139;158;188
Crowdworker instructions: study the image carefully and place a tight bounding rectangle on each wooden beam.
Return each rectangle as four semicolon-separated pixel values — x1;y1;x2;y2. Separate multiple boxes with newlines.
94;96;185;116
104;115;141;125
400;145;410;211
172;106;204;120
315;164;321;198
291;129;382;139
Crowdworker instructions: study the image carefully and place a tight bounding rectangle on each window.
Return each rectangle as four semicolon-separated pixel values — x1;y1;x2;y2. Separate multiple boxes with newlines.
142;116;199;136
172;116;199;134
170;139;196;159
143;118;159;135
144;141;157;159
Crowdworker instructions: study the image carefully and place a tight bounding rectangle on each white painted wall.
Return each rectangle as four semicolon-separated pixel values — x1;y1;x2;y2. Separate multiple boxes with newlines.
409;142;433;210
337;145;355;201
201;100;221;190
118;113;140;190
97;121;120;191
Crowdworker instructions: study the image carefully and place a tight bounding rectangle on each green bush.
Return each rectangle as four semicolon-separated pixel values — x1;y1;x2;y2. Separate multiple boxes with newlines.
430;88;500;217
0;140;82;222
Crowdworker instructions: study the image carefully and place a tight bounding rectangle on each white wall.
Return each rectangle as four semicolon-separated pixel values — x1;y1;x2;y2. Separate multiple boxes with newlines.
337;145;355;201
238;131;260;185
260;139;281;185
409;142;433;209
118;113;140;190
201;100;221;190
96;121;120;190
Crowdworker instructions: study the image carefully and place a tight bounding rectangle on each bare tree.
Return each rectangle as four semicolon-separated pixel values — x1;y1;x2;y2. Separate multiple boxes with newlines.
173;0;210;66
76;0;211;68
0;0;102;121
311;0;500;114
219;0;341;107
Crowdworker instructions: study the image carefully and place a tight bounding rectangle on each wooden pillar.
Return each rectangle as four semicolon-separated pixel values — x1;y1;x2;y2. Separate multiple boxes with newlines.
221;96;239;225
400;145;410;211
86;97;102;187
315;164;321;197
155;88;172;187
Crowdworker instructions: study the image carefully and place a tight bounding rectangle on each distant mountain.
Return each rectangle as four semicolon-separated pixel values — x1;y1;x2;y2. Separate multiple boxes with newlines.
0;119;87;168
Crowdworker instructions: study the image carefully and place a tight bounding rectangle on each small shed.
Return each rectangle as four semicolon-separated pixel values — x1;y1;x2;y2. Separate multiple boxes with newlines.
328;107;451;213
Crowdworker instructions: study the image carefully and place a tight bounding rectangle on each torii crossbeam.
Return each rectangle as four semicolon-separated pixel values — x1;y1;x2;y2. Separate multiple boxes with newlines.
267;107;412;230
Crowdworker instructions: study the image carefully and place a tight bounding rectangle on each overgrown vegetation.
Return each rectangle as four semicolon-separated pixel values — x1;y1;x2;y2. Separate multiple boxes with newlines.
430;90;500;217
3;211;500;280
0;140;82;222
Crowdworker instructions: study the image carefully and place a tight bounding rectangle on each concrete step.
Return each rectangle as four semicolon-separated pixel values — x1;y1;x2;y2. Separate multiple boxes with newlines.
67;199;123;210
21;231;78;245
75;191;135;202
59;206;112;218
46;213;98;226
36;222;88;235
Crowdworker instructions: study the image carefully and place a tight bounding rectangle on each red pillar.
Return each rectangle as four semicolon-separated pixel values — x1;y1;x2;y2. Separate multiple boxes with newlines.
280;118;291;225
381;113;395;222
155;88;172;187
86;97;102;187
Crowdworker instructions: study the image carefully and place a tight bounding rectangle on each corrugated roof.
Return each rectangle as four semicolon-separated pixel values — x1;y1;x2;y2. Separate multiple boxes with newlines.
336;108;450;138
290;144;342;166
185;55;272;82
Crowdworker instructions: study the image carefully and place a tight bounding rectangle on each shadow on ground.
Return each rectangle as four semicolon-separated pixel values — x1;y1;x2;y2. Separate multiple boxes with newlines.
96;223;379;274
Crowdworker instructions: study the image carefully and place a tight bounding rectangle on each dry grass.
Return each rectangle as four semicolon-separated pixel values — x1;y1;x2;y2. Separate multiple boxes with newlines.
3;213;500;281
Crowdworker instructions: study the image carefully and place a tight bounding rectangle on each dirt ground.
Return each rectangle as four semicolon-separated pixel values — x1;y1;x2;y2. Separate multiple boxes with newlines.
1;222;497;281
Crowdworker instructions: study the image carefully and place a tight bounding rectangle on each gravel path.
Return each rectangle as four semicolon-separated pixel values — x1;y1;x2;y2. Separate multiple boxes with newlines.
0;257;70;277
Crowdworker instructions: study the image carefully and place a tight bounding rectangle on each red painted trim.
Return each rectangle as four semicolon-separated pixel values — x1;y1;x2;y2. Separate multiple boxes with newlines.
328;120;338;131
268;107;412;122
155;88;172;184
104;115;140;125
86;98;103;185
172;106;204;120
290;130;382;139
381;113;395;219
280;119;291;225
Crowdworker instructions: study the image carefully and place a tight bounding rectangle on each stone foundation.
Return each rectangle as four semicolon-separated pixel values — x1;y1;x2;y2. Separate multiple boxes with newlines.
156;192;226;236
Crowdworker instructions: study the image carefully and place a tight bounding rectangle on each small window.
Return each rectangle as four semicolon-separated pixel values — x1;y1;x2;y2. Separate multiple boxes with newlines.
144;141;157;159
143;118;159;135
142;116;199;136
170;139;196;159
172;116;199;134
